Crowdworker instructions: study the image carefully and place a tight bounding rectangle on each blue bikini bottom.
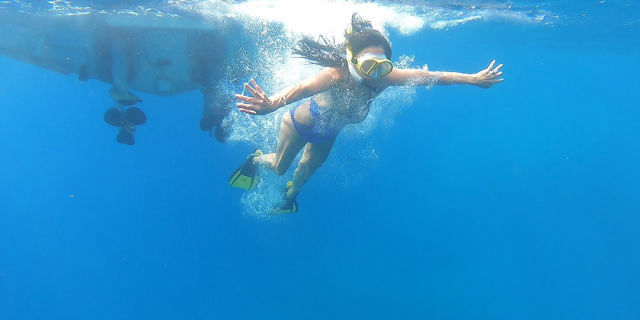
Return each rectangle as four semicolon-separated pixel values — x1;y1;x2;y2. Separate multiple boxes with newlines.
289;99;340;143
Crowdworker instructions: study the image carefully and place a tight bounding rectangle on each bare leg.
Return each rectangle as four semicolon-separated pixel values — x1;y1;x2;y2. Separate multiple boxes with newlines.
254;111;306;175
287;136;337;199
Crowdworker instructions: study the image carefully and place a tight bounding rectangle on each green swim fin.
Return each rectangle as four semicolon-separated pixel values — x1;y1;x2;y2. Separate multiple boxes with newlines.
273;181;299;214
228;150;263;190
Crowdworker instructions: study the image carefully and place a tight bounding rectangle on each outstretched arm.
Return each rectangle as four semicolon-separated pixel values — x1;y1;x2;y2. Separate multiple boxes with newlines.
235;67;344;115
384;60;504;88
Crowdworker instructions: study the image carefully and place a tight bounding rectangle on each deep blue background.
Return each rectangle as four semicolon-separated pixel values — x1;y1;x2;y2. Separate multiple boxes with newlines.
1;8;639;320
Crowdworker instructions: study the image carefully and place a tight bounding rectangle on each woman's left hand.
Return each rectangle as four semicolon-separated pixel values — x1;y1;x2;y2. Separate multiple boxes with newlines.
473;60;504;88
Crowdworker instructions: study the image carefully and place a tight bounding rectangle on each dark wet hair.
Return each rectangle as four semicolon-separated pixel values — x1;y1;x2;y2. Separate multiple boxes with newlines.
346;29;392;60
293;36;347;69
292;13;392;69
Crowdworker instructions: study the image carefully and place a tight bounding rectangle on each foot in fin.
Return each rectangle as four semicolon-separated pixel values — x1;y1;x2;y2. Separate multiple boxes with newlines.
104;108;125;127
116;128;135;145
228;150;263;190
273;181;299;214
124;107;146;126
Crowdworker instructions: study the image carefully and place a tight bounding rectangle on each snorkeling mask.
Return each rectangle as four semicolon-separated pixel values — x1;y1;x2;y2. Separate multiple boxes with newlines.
347;44;393;80
344;14;393;80
345;44;393;80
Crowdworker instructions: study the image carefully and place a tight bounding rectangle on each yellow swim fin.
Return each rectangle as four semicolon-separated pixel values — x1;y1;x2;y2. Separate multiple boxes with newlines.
228;150;263;190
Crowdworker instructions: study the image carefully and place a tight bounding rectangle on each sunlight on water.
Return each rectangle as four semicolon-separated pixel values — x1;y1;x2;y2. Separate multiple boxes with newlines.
230;0;425;36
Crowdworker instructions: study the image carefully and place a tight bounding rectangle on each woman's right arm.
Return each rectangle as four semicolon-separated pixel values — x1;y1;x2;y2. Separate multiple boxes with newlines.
236;67;344;115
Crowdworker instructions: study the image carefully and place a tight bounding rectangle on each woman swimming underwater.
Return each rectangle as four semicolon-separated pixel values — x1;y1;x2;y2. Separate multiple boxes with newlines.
229;14;504;213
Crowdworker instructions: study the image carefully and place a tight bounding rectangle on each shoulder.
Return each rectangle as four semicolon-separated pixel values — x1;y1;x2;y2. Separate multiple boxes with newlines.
323;67;348;81
310;67;348;87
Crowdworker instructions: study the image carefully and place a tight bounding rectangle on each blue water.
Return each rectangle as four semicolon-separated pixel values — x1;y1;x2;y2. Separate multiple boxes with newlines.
1;1;639;319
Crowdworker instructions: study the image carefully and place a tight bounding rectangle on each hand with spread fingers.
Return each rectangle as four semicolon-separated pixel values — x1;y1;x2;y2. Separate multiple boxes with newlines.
235;79;278;115
473;60;504;88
